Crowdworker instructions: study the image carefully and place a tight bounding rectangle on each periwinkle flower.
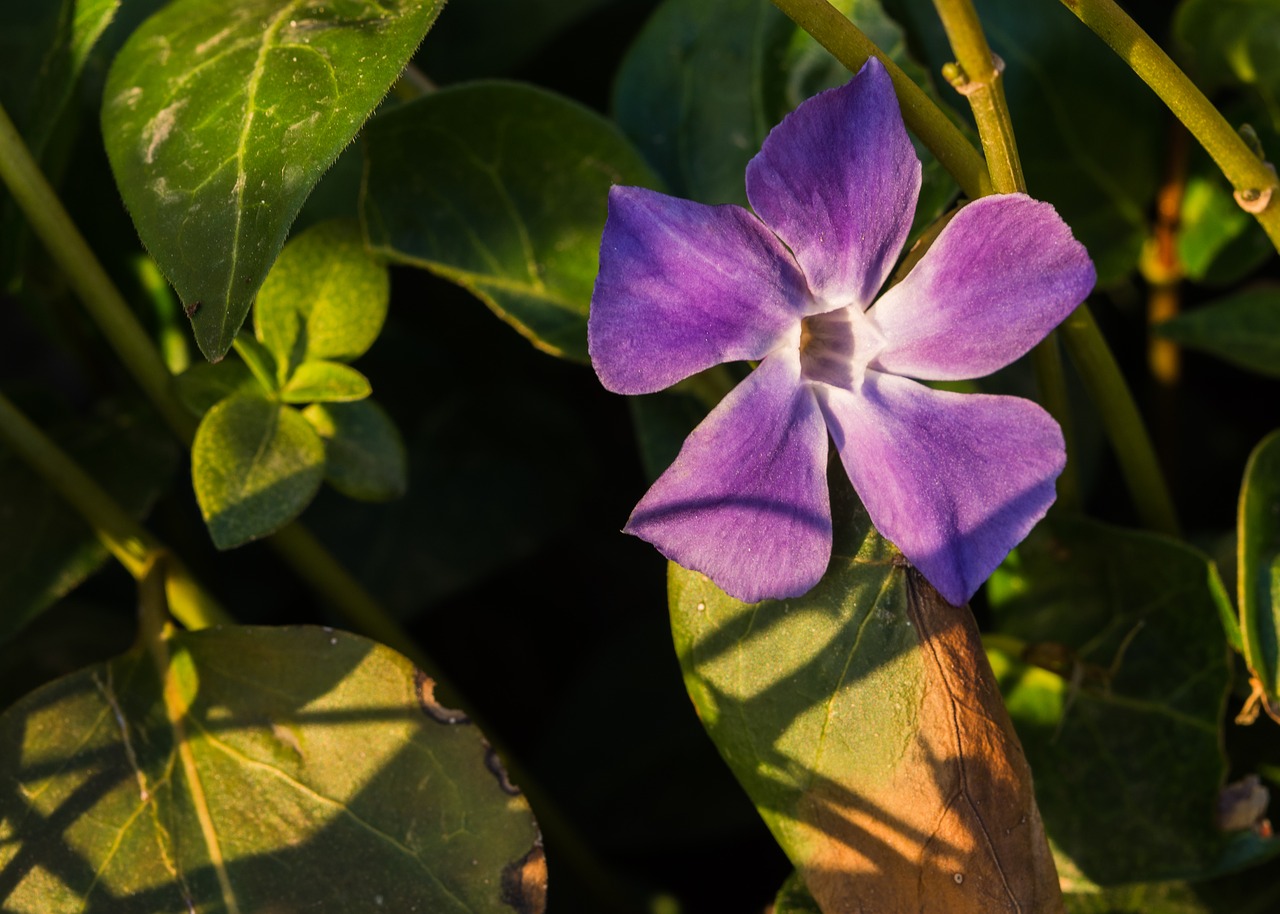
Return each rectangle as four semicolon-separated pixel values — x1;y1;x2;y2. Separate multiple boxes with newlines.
588;58;1095;607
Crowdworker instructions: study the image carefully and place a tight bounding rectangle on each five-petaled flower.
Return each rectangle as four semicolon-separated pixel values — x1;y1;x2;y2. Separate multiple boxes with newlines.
587;58;1095;607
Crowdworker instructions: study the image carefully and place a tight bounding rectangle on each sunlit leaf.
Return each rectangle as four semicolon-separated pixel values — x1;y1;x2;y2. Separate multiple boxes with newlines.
191;392;324;548
1239;430;1280;708
0;625;545;912
988;518;1245;887
280;360;371;404
361;81;660;361
669;499;1062;913
255;219;390;380
1157;286;1280;377
101;0;445;361
0;404;175;643
1178;174;1274;285
303;400;406;501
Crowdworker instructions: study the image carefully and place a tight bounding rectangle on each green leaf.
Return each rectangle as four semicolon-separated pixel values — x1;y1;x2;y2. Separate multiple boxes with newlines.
0;624;545;912
0;403;175;643
174;359;262;416
0;0;120;279
772;872;823;914
280;360;371;404
987;518;1238;887
1175;0;1280;122
255;218;389;378
303;400;406;501
191;392;324;548
1157;286;1280;377
361;81;660;362
1239;430;1280;704
613;0;957;232
1178;174;1274;285
670;498;1060;912
100;0;445;361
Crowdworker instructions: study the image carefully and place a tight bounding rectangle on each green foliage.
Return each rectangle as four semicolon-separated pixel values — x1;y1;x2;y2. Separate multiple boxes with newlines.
280;360;371;403
361;81;660;362
1157;286;1280;376
1175;0;1280;120
100;0;444;360
0;624;543;912
1238;430;1280;707
303;401;407;502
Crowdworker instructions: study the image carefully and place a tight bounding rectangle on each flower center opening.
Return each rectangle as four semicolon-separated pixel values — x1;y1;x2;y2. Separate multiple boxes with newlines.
799;305;886;391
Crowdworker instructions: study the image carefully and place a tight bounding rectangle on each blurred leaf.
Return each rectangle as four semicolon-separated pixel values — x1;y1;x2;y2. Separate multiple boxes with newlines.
191;392;324;548
0;404;174;643
101;0;445;360
1064;882;1213;914
670;500;1062;913
1157;286;1280;377
773;871;823;914
255;219;390;379
1178;174;1274;285
613;0;957;232
303;400;406;501
361;80;660;362
280;360;371;404
628;390;708;482
174;359;261;416
1175;0;1280;125
1239;430;1280;706
988;518;1244;887
0;625;545;912
0;0;120;281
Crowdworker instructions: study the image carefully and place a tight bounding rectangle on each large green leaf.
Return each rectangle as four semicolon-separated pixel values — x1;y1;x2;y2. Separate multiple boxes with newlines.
613;0;956;232
1239;430;1280;709
191;392;324;548
361;81;660;362
0;404;175;643
987;518;1242;887
1175;0;1280;123
669;500;1061;913
100;0;445;361
1156;286;1280;377
0;624;545;912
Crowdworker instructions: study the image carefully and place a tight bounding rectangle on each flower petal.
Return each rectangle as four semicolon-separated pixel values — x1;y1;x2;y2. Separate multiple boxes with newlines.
588;185;810;394
745;58;921;310
626;351;830;602
871;194;1096;380
816;372;1064;605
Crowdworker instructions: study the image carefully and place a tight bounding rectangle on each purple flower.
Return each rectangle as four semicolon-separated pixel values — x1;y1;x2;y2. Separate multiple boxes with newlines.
588;58;1095;606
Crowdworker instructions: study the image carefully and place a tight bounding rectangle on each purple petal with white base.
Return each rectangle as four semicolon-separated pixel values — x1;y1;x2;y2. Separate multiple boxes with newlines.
589;186;811;395
816;371;1064;606
626;351;830;602
871;195;1096;381
745;58;921;310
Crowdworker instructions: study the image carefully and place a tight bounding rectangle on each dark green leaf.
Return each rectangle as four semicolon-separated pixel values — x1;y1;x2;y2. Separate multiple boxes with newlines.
361;81;660;362
670;499;1060;912
773;871;823;914
1157;286;1280;377
1175;0;1280;122
101;0;445;360
191;392;324;548
987;518;1239;886
1178;174;1274;286
0;625;545;912
0;404;175;643
1239;430;1280;704
303;400;406;501
280;360;371;404
174;359;261;416
255;219;389;378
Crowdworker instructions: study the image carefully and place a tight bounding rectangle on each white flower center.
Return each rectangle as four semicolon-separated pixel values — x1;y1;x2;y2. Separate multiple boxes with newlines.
799;304;887;391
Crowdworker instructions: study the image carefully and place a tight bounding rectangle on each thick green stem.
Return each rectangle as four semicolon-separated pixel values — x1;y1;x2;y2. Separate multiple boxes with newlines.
770;0;991;198
0;392;231;629
1059;0;1280;250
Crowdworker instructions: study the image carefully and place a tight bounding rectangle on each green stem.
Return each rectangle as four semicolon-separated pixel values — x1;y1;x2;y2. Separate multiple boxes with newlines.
769;0;991;198
0;392;231;629
1059;0;1280;250
1061;308;1179;536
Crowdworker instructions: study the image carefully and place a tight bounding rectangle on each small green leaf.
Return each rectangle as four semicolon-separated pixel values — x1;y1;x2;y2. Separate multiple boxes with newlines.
101;0;445;361
1239;430;1280;704
1157;286;1280;377
232;332;280;392
304;400;406;501
0;625;545;912
174;359;261;416
772;872;823;914
281;360;371;404
1175;0;1280;122
1178;174;1274;285
191;392;324;548
361;81;660;361
988;518;1238;886
255;219;389;377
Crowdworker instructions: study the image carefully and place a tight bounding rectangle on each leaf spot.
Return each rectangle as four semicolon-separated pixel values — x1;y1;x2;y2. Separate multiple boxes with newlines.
953;872;964;884
414;669;471;724
485;744;521;796
500;844;548;914
143;99;187;164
